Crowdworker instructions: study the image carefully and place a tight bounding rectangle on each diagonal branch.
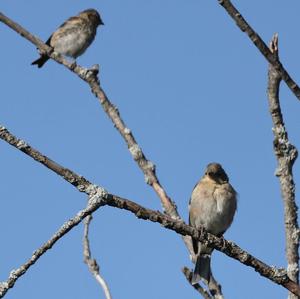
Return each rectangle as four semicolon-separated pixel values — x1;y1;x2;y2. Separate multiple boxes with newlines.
0;10;206;294
0;188;107;298
267;34;299;299
0;11;178;219
217;0;300;101
1;9;299;298
1;125;300;296
182;267;213;299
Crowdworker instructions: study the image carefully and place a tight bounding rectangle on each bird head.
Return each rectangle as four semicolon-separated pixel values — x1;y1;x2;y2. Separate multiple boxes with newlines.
205;163;229;184
81;9;104;26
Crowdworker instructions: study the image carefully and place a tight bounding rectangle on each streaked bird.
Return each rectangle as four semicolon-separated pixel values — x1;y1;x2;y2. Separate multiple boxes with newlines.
32;9;104;68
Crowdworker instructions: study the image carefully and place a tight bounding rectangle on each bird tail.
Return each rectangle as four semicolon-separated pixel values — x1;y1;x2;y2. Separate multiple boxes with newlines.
31;55;49;68
191;254;211;285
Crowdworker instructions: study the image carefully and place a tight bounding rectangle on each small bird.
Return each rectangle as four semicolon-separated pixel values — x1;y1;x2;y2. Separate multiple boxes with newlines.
189;163;237;285
31;9;104;68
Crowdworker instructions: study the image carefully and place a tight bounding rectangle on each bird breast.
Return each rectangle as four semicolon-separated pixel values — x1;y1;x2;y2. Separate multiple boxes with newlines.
51;26;96;58
190;182;237;235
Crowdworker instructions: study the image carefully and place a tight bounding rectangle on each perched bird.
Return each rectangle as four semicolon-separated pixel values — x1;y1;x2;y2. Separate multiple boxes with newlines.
189;163;237;285
31;9;104;68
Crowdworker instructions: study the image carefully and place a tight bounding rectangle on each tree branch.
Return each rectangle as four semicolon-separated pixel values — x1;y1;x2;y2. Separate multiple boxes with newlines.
0;10;204;293
182;267;212;299
267;34;299;299
0;188;107;298
1;9;300;298
83;215;113;299
217;0;300;101
1;125;300;296
0;11;178;219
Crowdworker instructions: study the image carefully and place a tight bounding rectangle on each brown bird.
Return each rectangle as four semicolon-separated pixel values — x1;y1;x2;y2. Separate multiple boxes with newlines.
31;9;104;68
189;163;237;285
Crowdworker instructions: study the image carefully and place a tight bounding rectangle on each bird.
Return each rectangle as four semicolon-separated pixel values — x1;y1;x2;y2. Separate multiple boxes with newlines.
31;9;104;68
188;162;237;285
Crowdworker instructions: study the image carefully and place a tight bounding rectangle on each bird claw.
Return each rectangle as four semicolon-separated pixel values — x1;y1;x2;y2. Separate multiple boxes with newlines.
81;64;100;81
89;64;99;74
70;61;77;70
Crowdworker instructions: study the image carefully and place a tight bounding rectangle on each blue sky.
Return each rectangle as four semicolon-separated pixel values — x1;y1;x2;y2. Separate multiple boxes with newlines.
1;1;300;298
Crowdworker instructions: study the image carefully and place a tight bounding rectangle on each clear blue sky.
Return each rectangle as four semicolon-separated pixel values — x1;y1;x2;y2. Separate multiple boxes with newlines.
1;1;300;298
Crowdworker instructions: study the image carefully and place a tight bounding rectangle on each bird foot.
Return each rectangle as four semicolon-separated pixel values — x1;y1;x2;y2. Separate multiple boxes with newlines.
70;60;77;70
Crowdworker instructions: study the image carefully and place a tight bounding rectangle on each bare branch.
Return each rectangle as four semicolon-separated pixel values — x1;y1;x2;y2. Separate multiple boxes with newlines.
0;10;204;293
0;188;107;298
0;126;92;194
0;11;178;219
208;275;224;299
182;267;212;299
83;215;113;299
104;195;298;295
267;34;299;299
1;125;300;296
0;12;221;297
1;10;300;298
217;0;300;101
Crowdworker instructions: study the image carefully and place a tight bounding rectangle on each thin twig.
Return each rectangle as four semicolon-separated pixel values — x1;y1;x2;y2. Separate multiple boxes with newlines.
217;0;300;101
83;215;113;299
1;125;300;296
182;260;223;298
182;267;212;299
0;11;178;219
0;126;92;193
0;10;205;294
267;34;299;299
208;274;224;299
104;196;296;293
1;10;299;298
0;188;107;298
